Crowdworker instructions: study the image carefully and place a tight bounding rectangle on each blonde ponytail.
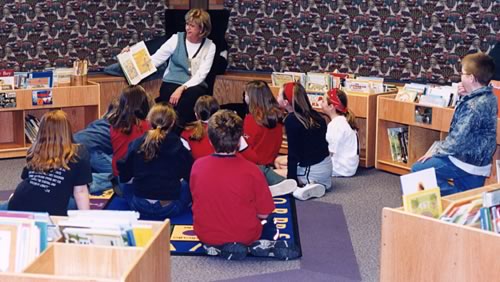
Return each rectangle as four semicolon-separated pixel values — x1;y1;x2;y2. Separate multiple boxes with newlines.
140;104;176;161
345;108;358;131
185;120;205;141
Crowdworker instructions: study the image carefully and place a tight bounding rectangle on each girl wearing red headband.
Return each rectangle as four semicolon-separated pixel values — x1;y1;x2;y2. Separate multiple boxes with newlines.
321;89;359;177
274;82;333;200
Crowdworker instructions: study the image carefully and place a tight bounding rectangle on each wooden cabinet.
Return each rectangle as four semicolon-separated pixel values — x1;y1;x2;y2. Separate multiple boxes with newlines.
380;184;500;282
0;84;100;159
375;94;500;184
88;75;162;116
0;219;171;282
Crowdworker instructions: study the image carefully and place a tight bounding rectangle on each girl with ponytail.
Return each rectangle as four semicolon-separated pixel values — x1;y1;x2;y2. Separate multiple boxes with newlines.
118;104;193;220
275;82;332;200
321;89;359;177
181;95;219;159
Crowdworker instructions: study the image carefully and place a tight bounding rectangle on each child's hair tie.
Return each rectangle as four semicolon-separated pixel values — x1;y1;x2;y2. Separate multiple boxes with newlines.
283;82;295;102
328;88;347;113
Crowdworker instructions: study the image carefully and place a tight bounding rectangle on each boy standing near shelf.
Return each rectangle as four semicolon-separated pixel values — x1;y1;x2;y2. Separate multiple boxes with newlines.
190;110;299;260
412;53;497;196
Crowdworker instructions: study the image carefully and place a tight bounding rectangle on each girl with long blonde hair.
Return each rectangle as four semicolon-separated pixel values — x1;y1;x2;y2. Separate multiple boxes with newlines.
4;110;91;215
118;104;193;220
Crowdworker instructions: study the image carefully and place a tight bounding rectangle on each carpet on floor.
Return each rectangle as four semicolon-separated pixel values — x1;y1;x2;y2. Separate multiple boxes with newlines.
105;193;302;257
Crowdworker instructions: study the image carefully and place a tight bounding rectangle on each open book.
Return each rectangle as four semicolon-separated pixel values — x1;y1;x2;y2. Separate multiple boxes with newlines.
117;41;157;85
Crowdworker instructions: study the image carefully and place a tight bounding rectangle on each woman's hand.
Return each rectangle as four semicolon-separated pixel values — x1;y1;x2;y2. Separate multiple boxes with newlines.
169;86;185;106
121;46;131;54
457;82;468;96
417;151;433;163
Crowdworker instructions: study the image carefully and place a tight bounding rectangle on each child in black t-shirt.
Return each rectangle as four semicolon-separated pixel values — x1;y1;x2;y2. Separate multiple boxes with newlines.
1;110;91;215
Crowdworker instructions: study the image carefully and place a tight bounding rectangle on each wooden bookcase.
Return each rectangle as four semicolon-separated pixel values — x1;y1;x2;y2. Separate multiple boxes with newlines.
380;183;500;281
88;74;162;116
0;84;100;159
375;94;500;184
0;219;171;282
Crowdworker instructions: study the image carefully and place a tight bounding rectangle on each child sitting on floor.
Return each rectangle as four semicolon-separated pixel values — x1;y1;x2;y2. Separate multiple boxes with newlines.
274;82;333;200
1;110;91;215
118;104;193;220
190;110;300;260
321;89;359;177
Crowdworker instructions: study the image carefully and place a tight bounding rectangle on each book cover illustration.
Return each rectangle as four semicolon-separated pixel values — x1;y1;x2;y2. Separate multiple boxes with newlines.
27;71;53;89
32;90;52;106
403;188;442;218
117;41;157;85
0;69;15;91
306;92;325;109
306;73;330;92
271;72;295;87
415;105;433;124
0;92;16;108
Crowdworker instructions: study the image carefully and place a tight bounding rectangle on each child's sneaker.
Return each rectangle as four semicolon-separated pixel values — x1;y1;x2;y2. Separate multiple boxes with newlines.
269;179;298;197
292;183;325;200
249;240;300;260
220;242;248;260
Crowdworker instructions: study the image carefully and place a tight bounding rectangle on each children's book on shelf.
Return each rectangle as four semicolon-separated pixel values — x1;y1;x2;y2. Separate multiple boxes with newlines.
306;91;325;109
14;72;28;89
400;167;438;195
440;196;482;227
271;72;295;87
387;127;408;163
0;92;16;108
31;89;53;106
52;68;74;86
306;73;330;92
117;41;157;85
0;69;15;91
24;115;40;144
27;71;53;89
403;188;442;218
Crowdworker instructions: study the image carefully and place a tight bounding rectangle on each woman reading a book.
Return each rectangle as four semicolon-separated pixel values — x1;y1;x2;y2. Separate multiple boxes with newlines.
124;9;215;130
0;110;91;215
412;53;497;196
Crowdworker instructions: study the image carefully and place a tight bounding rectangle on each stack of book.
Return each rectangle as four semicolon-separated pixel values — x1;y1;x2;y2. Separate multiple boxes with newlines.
0;211;57;273
24;115;40;144
400;168;442;218
387;127;409;163
58;210;153;247
478;188;500;232
440;197;483;227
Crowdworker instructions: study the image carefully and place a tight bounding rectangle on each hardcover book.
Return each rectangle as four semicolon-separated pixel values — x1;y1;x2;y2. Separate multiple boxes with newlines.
0;92;16;108
117;41;157;85
403;188;442;218
31;90;52;106
0;69;15;91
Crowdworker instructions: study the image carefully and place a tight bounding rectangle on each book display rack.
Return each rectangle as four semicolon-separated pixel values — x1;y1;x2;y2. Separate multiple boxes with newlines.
375;94;500;185
0;84;100;159
380;183;500;281
0;218;170;282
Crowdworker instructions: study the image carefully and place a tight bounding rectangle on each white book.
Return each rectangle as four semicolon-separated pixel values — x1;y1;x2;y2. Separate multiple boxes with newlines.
483;188;500;207
400;168;438;195
117;41;157;85
63;227;127;246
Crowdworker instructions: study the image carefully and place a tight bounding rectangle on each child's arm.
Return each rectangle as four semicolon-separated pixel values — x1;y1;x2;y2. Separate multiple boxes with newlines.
73;185;90;210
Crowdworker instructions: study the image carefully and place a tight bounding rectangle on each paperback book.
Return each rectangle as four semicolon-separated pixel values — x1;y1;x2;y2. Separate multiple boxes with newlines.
0;92;16;108
32;89;52;106
117;41;157;85
0;69;15;91
403;188;442;218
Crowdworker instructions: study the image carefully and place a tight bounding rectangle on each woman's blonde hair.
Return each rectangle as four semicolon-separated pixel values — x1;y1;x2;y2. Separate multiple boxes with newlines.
185;95;219;141
27;110;78;172
185;8;211;38
140;104;177;161
245;80;283;129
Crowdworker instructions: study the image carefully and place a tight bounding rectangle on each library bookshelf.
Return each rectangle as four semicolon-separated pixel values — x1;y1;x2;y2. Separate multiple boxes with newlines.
88;75;162;116
375;94;500;185
0;218;171;282
380;183;500;281
0;84;100;159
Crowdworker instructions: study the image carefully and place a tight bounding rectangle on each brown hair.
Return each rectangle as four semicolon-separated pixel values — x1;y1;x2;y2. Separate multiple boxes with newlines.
140;104;177;161
27;110;78;172
326;89;358;130
185;95;219;141
461;52;495;86
185;8;211;38
109;85;151;135
208;110;242;153
283;83;323;129
245;80;283;128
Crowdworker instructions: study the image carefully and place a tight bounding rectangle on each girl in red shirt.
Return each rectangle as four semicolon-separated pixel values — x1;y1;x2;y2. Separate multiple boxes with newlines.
109;85;152;177
181;95;219;160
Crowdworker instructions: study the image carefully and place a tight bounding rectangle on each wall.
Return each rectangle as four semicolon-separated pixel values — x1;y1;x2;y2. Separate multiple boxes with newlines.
0;0;168;72
224;0;499;84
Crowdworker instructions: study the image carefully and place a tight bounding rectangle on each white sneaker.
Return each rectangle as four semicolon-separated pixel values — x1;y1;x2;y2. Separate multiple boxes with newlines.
293;183;326;200
269;179;298;197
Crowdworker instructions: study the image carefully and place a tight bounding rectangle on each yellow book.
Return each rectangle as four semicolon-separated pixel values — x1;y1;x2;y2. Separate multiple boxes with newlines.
132;225;153;247
403;188;442;218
